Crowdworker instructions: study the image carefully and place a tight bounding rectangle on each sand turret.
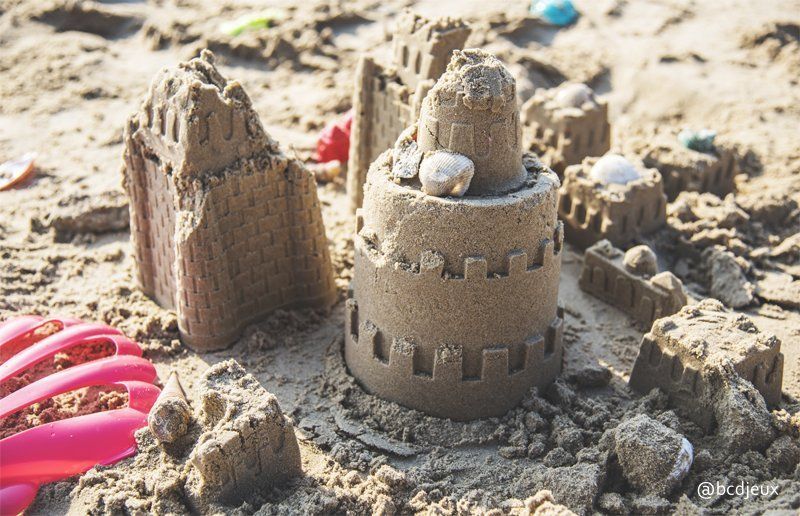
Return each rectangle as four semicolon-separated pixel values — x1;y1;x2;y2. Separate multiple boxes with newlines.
123;51;335;351
416;51;526;194
346;50;564;420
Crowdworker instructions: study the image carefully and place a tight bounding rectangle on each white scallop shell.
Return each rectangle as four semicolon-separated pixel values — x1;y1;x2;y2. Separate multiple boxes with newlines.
667;438;694;487
589;154;641;185
555;83;594;109
419;151;475;197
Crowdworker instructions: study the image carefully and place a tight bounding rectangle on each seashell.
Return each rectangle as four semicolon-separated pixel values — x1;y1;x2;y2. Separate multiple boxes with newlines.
148;371;192;444
667;437;694;487
419;151;475;197
555;83;594;109
624;245;657;277
589;154;641;185
392;126;423;179
0;152;36;191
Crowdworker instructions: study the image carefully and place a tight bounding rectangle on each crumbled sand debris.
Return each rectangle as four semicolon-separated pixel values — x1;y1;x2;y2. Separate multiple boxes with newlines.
31;190;129;243
614;414;693;497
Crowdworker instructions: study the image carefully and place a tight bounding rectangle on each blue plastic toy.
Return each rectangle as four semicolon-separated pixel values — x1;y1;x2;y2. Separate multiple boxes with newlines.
530;0;579;27
678;128;717;153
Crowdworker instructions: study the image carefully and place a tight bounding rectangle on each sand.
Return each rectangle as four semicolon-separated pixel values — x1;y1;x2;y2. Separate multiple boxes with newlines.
1;0;799;514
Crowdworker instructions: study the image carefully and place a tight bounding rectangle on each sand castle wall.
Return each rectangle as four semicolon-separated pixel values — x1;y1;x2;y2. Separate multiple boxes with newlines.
521;83;610;177
124;51;335;351
346;12;470;212
639;138;738;201
628;299;784;431
346;50;564;420
579;240;686;329
559;156;666;248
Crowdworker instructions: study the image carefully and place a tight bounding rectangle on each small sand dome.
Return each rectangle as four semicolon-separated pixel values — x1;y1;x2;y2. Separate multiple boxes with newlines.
624;245;658;277
589;154;641;185
555;83;594;109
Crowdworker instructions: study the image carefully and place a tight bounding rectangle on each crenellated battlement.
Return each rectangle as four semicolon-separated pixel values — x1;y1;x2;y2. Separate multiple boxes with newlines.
418;106;520;159
392;11;470;92
357;222;562;281
579;240;686;329
521;83;610;177
132;50;277;187
559;156;666;248
637;336;703;396
344;298;564;419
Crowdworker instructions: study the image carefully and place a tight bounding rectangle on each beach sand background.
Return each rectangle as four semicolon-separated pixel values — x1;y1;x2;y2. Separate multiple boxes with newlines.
0;0;798;513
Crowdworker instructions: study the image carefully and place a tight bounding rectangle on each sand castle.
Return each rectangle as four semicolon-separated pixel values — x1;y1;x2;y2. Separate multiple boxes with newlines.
345;50;564;421
579;240;687;329
521;82;611;177
637;132;737;201
123;50;336;352
346;12;470;213
629;299;784;431
559;153;667;248
186;361;301;510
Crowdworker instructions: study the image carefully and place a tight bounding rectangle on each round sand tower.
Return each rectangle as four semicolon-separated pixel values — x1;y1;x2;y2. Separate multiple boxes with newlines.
345;50;564;420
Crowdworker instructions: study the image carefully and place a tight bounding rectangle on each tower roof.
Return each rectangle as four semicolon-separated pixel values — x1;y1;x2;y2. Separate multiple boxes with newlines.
127;50;280;189
429;49;516;112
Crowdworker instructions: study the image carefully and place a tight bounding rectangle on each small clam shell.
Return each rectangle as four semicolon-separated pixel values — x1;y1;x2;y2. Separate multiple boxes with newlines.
667;438;694;486
555;83;594;109
419;151;475;197
589;154;641;185
148;371;192;444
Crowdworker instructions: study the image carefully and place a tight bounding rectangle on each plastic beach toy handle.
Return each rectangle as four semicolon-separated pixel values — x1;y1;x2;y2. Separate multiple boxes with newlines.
0;482;38;516
0;316;83;359
0;323;133;383
0;381;160;514
0;354;156;419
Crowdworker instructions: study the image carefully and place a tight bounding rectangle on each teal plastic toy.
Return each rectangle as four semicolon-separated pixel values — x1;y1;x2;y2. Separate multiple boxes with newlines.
531;0;579;27
678;128;717;153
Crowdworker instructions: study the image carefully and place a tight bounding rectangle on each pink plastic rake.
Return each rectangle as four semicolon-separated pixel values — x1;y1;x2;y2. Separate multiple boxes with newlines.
0;316;160;515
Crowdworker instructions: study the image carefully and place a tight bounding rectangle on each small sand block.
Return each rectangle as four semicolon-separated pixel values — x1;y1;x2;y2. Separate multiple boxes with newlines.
185;360;301;510
615;414;693;497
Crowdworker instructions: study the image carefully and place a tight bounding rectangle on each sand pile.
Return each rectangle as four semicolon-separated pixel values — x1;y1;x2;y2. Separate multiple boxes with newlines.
65;360;301;514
